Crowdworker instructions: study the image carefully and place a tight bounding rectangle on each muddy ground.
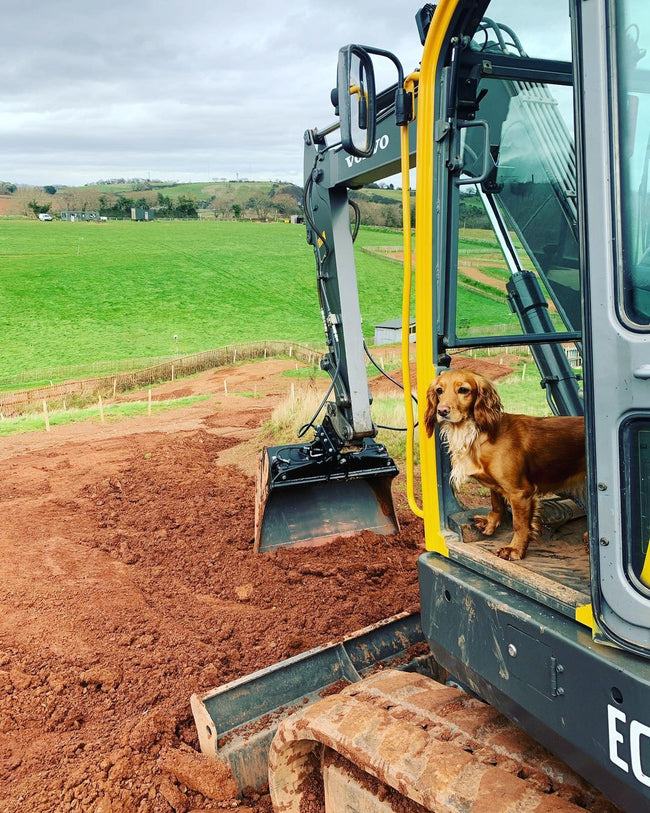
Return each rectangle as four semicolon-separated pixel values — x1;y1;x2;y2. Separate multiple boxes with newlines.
0;353;515;813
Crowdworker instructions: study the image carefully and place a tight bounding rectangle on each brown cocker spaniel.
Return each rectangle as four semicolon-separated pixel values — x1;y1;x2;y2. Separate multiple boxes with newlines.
424;369;585;560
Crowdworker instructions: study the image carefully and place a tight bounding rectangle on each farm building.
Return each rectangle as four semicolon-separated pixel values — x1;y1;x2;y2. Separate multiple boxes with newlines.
60;210;100;221
131;207;155;221
374;318;416;345
564;344;583;368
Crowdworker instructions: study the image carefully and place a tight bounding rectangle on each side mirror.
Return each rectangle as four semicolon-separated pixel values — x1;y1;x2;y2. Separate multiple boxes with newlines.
337;45;376;158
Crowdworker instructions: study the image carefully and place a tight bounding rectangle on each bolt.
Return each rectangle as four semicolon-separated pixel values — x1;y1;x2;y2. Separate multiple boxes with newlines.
556;663;564;673
598;482;608;491
600;537;610;546
556;687;565;696
507;644;517;658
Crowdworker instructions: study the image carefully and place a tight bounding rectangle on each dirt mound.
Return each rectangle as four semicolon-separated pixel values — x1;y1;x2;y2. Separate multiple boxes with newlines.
370;352;517;396
0;358;424;812
447;353;518;380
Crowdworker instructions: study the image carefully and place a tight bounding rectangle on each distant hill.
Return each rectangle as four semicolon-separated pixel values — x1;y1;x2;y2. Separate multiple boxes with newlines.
0;180;303;222
0;179;490;228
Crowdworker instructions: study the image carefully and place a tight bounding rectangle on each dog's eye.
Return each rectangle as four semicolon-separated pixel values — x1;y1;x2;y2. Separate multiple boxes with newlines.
457;386;470;394
435;387;444;395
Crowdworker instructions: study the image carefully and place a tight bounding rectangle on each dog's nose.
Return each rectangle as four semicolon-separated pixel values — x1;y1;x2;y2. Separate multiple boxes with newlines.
437;406;450;419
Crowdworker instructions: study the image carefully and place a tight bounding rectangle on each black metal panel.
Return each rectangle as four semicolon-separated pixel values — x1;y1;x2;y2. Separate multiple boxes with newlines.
418;552;650;811
463;50;573;85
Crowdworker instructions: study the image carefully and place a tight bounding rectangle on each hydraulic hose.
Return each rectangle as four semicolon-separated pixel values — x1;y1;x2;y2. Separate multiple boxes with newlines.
400;73;424;519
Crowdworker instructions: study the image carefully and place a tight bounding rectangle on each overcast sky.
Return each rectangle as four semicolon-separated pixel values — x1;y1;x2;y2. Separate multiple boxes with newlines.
1;0;572;187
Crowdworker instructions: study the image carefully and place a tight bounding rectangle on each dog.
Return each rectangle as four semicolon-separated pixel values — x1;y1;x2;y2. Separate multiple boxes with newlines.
424;369;586;560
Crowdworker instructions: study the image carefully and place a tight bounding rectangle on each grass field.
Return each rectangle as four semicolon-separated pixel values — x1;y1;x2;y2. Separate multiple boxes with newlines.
0;219;320;379
0;219;516;383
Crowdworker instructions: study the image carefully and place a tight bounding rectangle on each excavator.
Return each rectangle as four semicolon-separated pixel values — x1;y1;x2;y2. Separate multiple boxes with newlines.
191;0;650;809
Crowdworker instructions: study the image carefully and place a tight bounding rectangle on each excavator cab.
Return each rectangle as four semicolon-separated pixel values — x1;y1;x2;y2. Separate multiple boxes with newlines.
194;2;650;810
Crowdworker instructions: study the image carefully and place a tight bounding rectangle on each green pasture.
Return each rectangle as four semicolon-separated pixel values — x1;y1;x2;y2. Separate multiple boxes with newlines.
90;180;280;199
0;219;515;384
0;219;321;379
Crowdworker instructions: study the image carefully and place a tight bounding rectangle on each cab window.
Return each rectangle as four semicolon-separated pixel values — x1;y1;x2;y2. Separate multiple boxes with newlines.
617;1;650;326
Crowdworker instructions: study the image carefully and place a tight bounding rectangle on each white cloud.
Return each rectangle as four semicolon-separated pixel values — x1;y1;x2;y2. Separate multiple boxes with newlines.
0;0;574;186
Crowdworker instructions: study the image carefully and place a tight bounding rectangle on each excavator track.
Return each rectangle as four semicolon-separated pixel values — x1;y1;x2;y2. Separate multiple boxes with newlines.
269;669;618;813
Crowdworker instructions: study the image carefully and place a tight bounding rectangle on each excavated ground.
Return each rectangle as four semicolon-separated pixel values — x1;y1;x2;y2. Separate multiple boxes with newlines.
0;352;518;812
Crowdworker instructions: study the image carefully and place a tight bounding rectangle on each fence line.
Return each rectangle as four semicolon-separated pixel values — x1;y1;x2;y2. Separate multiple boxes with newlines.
0;355;182;387
0;341;321;417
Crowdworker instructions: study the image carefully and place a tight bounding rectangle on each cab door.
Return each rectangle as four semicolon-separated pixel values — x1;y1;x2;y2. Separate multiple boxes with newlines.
577;0;650;655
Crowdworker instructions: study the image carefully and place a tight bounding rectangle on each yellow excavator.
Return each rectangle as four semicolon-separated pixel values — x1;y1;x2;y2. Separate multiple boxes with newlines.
192;1;650;809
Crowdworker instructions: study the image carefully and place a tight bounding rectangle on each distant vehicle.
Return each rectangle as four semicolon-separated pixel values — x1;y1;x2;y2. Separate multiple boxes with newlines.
38;213;53;221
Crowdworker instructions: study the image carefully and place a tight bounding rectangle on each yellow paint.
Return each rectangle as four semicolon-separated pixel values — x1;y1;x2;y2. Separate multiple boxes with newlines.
640;540;650;588
414;0;464;556
575;602;595;630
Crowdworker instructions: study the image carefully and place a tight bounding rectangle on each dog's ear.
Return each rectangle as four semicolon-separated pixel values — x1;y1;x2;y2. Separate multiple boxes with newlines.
474;375;502;438
423;380;439;438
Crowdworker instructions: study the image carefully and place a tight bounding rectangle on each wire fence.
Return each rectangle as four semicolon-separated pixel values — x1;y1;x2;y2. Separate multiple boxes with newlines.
0;355;179;388
0;341;322;418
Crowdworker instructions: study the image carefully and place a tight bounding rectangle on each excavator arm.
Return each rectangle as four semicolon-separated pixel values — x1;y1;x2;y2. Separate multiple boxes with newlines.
254;66;417;552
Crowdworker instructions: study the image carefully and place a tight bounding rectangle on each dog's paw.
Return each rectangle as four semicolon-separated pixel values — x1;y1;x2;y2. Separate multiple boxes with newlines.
473;513;498;536
473;514;488;532
497;545;523;561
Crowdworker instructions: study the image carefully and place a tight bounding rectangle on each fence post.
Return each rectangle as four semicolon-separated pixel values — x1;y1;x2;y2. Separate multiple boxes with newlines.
43;400;50;432
6;342;323;419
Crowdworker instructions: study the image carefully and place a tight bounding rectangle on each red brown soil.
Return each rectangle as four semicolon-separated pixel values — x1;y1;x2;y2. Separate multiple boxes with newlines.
0;352;518;812
0;357;413;812
371;351;517;398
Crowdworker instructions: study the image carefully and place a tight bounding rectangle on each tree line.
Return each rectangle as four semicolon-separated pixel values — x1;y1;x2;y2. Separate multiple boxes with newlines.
98;193;200;219
14;179;491;229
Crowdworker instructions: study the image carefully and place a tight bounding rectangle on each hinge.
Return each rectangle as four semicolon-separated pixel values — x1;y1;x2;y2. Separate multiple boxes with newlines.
550;656;565;697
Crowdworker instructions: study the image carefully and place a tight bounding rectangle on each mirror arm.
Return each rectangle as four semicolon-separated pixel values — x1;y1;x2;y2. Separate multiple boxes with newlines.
362;46;412;125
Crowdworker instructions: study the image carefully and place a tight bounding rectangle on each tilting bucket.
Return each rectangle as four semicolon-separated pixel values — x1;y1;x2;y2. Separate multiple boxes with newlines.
254;438;399;553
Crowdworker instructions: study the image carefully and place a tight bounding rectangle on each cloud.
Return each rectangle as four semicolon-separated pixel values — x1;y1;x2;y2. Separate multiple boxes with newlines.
0;0;573;186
